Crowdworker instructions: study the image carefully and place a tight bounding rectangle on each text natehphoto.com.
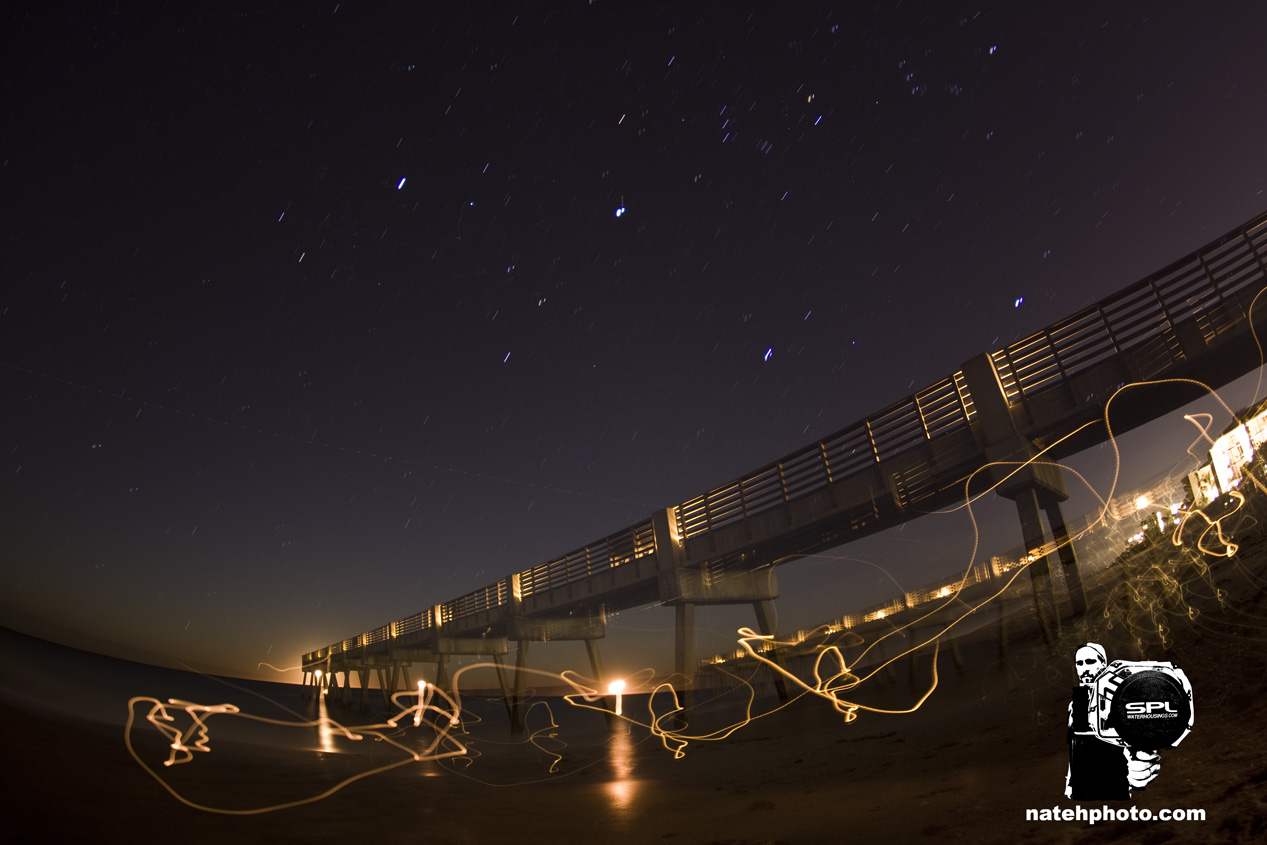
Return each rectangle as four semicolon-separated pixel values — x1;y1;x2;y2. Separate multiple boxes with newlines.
1027;805;1206;824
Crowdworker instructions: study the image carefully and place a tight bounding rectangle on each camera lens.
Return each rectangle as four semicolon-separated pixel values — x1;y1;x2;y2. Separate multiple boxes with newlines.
1106;669;1192;751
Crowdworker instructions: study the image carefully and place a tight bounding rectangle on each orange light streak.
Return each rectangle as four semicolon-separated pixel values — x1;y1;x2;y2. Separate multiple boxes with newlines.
127;358;1267;813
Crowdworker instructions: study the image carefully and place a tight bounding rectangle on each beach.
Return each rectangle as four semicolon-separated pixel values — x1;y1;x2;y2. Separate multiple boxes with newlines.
4;528;1267;844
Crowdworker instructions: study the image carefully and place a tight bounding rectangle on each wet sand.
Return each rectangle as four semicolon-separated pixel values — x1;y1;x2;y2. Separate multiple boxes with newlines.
4;534;1267;843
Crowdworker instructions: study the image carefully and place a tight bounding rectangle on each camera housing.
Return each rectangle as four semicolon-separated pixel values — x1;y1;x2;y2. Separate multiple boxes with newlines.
1087;660;1194;751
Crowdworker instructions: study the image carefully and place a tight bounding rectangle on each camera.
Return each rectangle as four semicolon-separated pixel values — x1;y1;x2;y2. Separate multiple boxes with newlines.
1085;660;1194;751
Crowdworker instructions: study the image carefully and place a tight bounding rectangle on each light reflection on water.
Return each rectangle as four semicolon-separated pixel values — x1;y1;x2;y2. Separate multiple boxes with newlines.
604;722;640;813
316;689;335;754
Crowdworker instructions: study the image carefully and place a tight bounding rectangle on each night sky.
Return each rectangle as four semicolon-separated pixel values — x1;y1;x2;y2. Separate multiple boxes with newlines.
3;1;1267;682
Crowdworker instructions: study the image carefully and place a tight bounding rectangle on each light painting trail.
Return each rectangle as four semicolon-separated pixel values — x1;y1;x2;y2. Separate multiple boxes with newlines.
124;680;473;814
123;371;1267;813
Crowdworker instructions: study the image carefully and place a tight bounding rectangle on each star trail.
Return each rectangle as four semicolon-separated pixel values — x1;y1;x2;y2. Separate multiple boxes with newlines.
2;1;1266;679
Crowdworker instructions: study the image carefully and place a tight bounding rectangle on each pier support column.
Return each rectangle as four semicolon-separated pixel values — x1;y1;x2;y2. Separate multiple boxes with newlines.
960;353;1085;644
584;639;615;723
375;667;392;711
655;506;783;717
873;635;897;684
330;670;345;704
434;654;451;694
1014;487;1060;644
1044;499;1087;616
674;603;697;714
499;574;608;733
487;644;532;737
752;599;790;701
387;663;404;710
513;640;530;735
492;653;522;735
357;668;370;711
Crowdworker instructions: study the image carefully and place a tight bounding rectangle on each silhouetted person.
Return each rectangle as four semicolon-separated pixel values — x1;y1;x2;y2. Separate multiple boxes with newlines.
1065;643;1160;800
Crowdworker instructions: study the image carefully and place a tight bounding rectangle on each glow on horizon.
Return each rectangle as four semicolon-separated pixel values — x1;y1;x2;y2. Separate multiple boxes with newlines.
121;374;1267;812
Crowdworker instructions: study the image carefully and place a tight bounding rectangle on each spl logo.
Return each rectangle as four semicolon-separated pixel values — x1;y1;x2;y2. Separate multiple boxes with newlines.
1066;644;1195;800
1124;701;1181;716
1097;662;1194;741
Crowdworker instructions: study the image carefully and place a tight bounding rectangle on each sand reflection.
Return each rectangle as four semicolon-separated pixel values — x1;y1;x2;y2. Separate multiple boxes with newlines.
604;723;640;813
316;687;336;753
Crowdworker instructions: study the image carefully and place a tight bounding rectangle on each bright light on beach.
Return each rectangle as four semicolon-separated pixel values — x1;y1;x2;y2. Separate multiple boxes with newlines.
609;679;626;715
